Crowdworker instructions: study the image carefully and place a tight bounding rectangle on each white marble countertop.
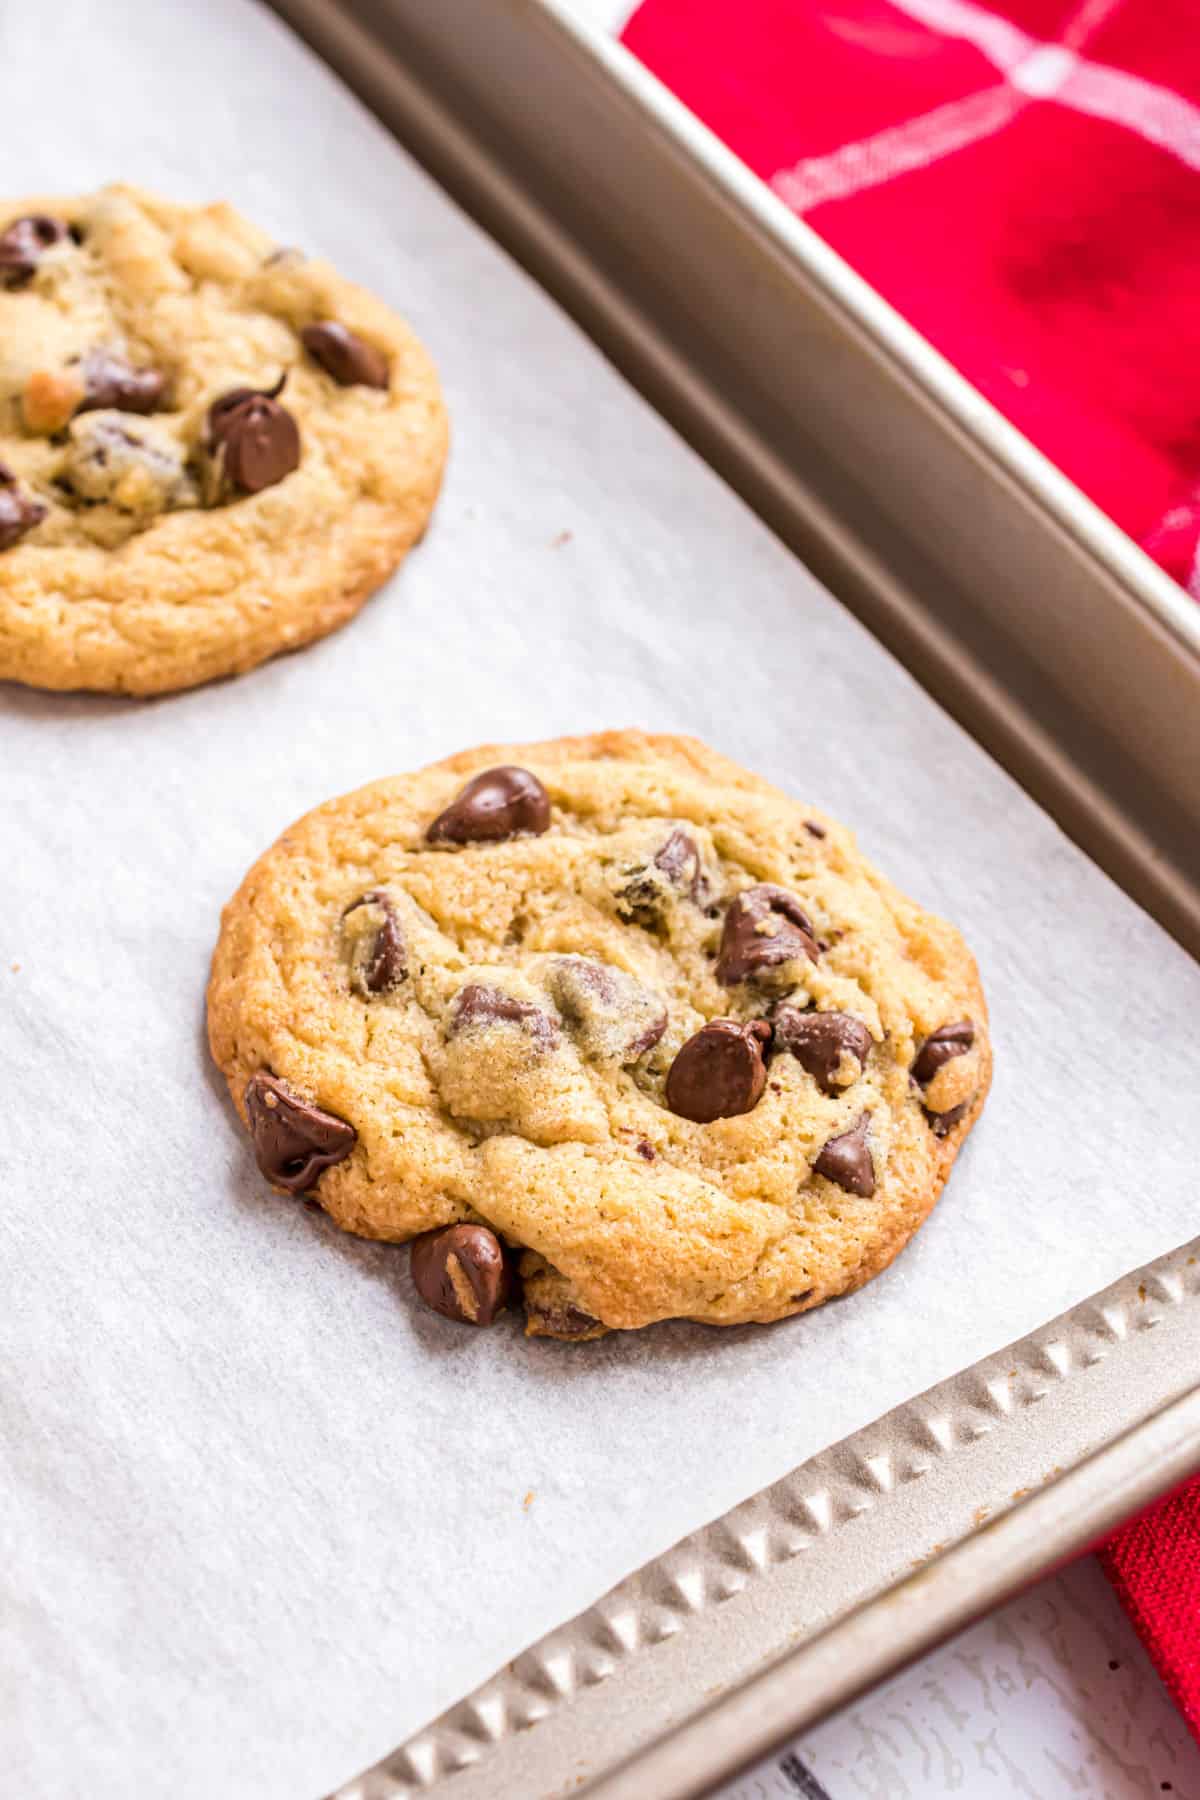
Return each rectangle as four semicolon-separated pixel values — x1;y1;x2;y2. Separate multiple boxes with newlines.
716;1557;1200;1799
558;3;1200;1793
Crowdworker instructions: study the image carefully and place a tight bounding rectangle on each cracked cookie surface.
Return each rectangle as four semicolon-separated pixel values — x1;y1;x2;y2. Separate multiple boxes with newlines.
0;185;446;694
207;733;991;1339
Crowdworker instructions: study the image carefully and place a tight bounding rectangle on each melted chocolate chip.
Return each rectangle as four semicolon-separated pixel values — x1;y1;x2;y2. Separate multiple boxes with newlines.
427;766;551;844
813;1112;876;1197
716;884;820;986
342;891;407;996
447;983;559;1049
925;1101;970;1138
410;1223;511;1325
78;349;166;416
665;1019;772;1123
804;820;826;839
772;1006;872;1094
654;828;707;900
548;955;667;1063
912;1020;975;1086
208;378;282;437
613;826;708;925
243;1072;356;1194
0;463;46;550
0;215;69;288
528;1301;604;1340
206;377;300;495
301;321;389;389
635;1139;656;1161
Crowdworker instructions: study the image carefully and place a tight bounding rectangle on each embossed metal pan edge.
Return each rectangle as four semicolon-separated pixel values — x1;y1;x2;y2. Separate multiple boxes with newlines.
334;1239;1200;1798
254;1;1200;1791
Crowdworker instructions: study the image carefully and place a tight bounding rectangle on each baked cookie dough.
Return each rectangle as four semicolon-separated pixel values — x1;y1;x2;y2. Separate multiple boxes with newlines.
0;185;446;694
207;733;991;1340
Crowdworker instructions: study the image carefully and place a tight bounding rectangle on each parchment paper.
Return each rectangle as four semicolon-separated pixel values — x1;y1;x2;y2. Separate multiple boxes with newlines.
4;3;1199;1796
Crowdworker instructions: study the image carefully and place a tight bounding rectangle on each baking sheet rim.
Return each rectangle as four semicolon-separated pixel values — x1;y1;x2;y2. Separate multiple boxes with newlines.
336;1232;1200;1797
227;2;1200;1791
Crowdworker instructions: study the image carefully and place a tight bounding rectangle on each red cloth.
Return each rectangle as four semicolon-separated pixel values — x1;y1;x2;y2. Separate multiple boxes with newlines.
621;0;1200;1727
1101;1484;1200;1737
622;0;1200;595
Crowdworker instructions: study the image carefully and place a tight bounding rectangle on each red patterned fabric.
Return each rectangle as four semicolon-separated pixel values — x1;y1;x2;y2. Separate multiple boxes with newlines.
622;0;1200;595
622;0;1200;1727
1100;1482;1200;1735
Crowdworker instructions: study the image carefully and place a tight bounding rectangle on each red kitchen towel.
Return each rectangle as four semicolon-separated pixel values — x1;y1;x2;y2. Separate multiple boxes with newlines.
623;0;1200;1723
622;0;1200;595
1101;1485;1200;1738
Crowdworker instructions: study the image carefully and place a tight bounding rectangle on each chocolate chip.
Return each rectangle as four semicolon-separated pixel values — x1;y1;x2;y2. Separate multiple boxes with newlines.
427;766;551;844
410;1223;511;1325
635;1139;656;1161
301;321;389;389
665;1019;771;1123
0;215;69;288
243;1072;356;1194
804;821;826;839
772;1006;872;1094
207;378;282;438
0;463;46;549
547;955;667;1062
912;1020;975;1086
519;1254;608;1339
78;349;166;416
206;377;300;495
716;884;820;986
813;1112;876;1197
447;983;559;1050
612;826;708;924
654;828;708;900
342;891;406;996
925;1101;969;1138
528;1301;604;1340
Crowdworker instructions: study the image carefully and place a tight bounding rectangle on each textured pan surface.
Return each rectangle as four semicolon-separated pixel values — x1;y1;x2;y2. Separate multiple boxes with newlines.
335;1237;1200;1797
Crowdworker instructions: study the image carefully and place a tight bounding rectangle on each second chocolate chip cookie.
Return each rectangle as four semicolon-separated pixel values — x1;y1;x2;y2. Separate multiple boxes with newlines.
0;185;447;694
207;732;991;1340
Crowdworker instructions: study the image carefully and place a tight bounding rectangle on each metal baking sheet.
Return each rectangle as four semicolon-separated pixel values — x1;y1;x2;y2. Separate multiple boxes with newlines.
4;5;1200;1800
278;0;1200;961
351;1244;1200;1799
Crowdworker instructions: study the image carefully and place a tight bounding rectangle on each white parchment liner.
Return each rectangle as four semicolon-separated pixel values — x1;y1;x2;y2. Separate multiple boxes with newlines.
3;3;1198;1796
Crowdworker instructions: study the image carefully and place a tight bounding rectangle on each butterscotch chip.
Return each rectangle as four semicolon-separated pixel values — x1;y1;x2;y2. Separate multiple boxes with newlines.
0;184;446;694
21;367;85;434
207;733;992;1341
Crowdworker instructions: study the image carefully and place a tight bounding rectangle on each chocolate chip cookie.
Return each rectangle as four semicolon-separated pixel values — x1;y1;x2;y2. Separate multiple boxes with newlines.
0;186;446;694
207;733;991;1339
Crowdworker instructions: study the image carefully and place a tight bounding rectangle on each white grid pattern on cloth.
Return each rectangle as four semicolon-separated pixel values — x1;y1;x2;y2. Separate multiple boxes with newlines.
773;81;1021;211
769;0;1200;214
